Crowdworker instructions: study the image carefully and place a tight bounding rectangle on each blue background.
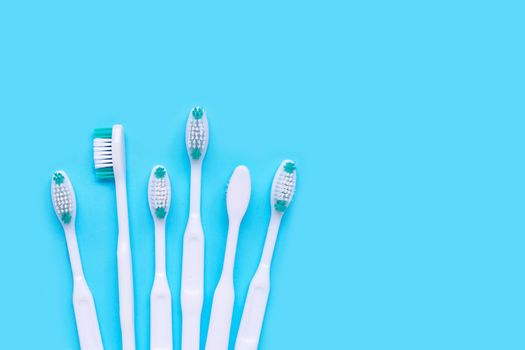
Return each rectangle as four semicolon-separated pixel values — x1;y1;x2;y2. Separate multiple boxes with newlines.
0;0;524;349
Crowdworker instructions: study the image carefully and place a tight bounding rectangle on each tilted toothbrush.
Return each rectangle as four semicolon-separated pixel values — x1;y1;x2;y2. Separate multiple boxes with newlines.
93;125;136;350
148;165;173;350
181;106;209;350
235;160;297;350
205;166;252;350
51;171;104;350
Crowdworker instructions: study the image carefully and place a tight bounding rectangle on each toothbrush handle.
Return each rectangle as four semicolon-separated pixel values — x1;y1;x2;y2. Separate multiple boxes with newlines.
181;216;204;350
117;230;135;350
182;309;202;350
73;278;104;350
116;180;136;350
235;267;270;350
205;277;235;350
151;275;173;350
110;124;135;349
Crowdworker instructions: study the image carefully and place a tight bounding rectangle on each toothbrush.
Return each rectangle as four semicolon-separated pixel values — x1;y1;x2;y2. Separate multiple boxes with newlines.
93;125;136;350
148;165;173;350
181;106;209;350
205;166;251;350
51;171;104;350
235;160;297;350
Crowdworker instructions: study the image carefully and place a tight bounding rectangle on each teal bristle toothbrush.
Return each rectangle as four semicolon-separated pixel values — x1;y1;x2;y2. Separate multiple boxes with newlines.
93;125;136;350
235;160;297;350
51;171;104;350
205;165;251;350
181;106;209;350
148;165;173;350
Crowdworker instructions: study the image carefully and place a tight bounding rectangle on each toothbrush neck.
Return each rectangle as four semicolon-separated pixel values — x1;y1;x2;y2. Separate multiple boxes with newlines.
221;219;241;278
189;162;202;215
64;225;85;281
259;212;283;268
114;175;130;239
112;124;129;229
154;220;166;275
112;125;127;188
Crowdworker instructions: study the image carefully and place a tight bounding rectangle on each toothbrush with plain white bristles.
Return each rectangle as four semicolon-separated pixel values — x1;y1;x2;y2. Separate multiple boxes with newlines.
51;171;104;350
148;165;173;350
93;125;136;350
181;106;209;350
205;165;252;350
235;160;297;350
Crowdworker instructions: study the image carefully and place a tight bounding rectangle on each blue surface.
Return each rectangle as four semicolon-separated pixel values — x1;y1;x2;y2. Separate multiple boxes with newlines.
0;0;524;349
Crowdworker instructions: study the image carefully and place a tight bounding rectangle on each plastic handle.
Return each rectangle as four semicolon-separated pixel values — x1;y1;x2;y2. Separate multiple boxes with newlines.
181;309;202;350
117;229;135;350
116;179;136;350
205;277;235;350
64;227;103;350
205;220;242;350
235;267;271;350
235;213;282;350
150;221;172;350
73;279;104;350
111;124;136;350
151;274;173;350
181;216;204;350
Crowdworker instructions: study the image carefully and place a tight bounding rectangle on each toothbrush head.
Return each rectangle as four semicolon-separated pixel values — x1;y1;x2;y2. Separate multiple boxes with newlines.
93;125;125;180
271;160;297;213
148;165;171;220
226;165;251;219
93;126;115;179
51;170;76;226
185;106;209;161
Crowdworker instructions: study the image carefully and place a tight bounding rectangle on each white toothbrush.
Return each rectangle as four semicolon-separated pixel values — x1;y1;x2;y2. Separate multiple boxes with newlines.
51;171;104;350
148;165;173;350
205;166;252;350
235;160;297;350
181;106;209;350
93;125;136;350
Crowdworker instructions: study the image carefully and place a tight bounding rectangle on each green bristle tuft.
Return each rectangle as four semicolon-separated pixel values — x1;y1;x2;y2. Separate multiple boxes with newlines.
94;128;113;138
192;106;204;119
155;167;166;178
155;207;167;218
190;148;202;160
95;168;114;179
61;212;72;224
275;200;288;212
284;162;296;173
53;172;65;184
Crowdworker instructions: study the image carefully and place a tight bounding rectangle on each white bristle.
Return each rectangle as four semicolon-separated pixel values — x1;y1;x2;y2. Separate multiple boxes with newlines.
53;184;73;214
185;107;209;160
148;166;171;219
150;177;169;209
93;138;113;168
274;171;296;202
51;171;76;224
186;119;207;150
272;161;297;212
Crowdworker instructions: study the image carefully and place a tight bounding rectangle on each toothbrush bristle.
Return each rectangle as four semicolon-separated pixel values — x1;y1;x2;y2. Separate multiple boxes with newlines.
273;161;297;212
93;127;114;179
149;166;170;219
52;171;74;224
186;106;208;160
